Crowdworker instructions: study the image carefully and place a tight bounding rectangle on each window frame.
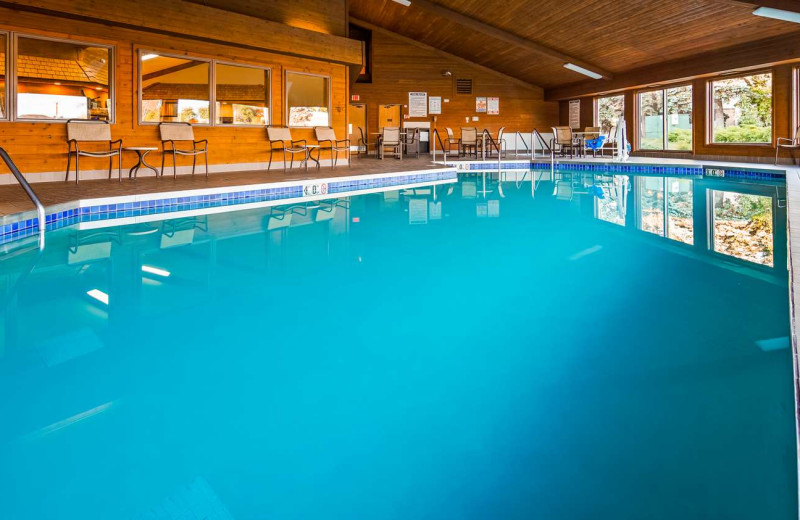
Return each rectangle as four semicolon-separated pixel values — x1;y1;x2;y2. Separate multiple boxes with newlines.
705;70;774;146
634;82;693;152
593;93;625;135
284;70;331;129
213;60;272;128
137;49;213;126
793;66;799;140
11;32;115;124
0;30;9;121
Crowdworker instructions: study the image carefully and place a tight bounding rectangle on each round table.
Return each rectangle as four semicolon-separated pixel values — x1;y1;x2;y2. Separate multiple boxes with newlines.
124;147;159;179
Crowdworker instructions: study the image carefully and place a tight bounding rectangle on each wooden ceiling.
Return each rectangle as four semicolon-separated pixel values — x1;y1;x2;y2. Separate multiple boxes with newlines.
348;0;800;90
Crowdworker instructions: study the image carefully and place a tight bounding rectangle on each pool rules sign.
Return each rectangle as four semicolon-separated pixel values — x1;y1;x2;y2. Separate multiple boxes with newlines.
408;92;427;118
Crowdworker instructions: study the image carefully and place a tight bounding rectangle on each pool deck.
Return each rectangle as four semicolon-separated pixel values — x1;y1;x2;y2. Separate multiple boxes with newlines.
784;169;800;475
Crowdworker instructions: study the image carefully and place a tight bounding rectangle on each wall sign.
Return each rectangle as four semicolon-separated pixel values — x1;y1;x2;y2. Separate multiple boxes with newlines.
429;96;442;115
351;94;360;102
475;97;487;113
487;97;499;115
303;182;329;197
568;99;580;129
408;91;428;118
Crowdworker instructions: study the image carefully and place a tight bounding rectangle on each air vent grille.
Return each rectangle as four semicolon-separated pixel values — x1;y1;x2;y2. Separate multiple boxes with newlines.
455;78;473;95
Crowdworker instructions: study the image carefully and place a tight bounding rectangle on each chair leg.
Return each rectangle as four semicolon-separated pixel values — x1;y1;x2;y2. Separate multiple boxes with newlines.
75;154;80;185
118;152;122;183
204;152;209;178
108;155;113;180
290;153;294;170
776;146;780;165
268;149;273;171
173;150;178;179
283;150;287;173
161;150;165;178
65;152;72;183
192;154;197;176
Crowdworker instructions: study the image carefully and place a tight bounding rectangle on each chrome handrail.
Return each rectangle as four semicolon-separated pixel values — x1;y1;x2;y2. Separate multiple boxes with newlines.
0;147;45;250
513;131;531;157
431;128;449;163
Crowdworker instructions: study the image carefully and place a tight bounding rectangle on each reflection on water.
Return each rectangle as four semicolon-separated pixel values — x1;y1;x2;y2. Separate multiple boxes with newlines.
0;171;793;520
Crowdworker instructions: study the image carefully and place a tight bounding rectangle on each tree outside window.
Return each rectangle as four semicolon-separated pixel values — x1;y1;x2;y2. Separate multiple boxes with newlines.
711;73;772;144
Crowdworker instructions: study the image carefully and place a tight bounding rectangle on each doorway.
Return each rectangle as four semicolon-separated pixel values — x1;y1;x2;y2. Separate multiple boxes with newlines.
349;103;367;145
378;104;402;130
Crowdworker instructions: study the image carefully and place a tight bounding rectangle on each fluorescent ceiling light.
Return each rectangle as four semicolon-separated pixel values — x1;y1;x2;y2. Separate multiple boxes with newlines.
753;6;800;24
392;0;411;6
141;53;159;61
563;63;603;80
142;265;171;278
87;289;109;305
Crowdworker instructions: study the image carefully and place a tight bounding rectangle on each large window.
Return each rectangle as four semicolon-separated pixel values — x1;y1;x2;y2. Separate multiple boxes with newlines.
286;71;329;127
215;63;269;126
140;52;210;124
0;33;6;119
638;86;692;151
710;73;772;144
595;94;624;135
16;35;112;121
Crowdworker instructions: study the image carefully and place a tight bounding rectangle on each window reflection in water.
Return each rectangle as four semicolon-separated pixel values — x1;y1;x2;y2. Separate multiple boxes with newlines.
667;178;693;244
712;190;774;266
595;175;628;226
639;176;665;235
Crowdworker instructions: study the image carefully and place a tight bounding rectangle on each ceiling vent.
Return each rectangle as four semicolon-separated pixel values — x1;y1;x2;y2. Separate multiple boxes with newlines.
455;78;473;95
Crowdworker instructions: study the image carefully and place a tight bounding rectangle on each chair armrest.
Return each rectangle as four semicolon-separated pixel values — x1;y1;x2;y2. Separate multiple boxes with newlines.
318;139;333;148
269;139;285;150
337;139;350;147
162;139;175;151
292;139;308;148
777;137;795;145
194;139;208;150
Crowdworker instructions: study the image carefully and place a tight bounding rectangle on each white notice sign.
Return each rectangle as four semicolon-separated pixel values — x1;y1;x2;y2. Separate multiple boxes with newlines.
487;97;499;115
568;99;580;129
409;92;428;118
429;96;442;115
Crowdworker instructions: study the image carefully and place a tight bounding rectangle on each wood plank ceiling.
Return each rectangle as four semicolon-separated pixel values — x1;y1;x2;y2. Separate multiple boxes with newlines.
348;0;800;89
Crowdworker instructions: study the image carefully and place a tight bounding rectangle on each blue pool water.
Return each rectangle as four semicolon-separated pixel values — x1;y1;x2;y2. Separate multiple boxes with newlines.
0;171;796;519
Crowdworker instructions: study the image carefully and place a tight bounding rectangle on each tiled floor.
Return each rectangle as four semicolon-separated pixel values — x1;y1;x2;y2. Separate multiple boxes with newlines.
0;157;447;217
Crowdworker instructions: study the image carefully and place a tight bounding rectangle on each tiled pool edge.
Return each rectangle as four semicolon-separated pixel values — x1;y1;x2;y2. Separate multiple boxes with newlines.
0;168;457;246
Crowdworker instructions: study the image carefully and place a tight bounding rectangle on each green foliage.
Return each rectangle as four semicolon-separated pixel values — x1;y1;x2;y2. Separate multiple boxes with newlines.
713;125;771;143
668;129;692;150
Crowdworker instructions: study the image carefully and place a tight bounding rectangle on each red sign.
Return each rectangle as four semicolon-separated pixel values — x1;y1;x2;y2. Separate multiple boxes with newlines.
351;94;360;101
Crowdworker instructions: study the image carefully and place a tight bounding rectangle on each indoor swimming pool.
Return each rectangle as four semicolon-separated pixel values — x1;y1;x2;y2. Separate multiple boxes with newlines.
0;171;795;519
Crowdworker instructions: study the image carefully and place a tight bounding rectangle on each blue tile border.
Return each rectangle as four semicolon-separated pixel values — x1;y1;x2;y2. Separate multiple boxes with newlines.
0;169;458;246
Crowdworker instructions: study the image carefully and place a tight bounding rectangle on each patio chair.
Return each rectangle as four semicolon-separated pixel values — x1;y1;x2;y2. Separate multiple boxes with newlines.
550;126;579;158
357;127;376;158
66;120;122;184
267;126;309;171
776;125;800;164
159;122;209;179
460;127;480;158
402;128;420;159
484;127;505;158
583;127;605;158
445;127;460;151
380;127;403;160
315;126;350;168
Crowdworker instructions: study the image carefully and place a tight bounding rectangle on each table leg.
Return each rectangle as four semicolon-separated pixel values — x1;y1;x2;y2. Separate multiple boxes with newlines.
140;150;159;177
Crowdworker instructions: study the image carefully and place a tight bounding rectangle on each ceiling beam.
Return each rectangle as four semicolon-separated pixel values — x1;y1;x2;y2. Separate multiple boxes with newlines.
350;17;543;93
544;30;800;100
405;0;612;80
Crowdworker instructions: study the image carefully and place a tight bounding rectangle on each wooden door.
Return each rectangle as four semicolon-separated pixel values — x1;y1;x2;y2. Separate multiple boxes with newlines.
378;104;401;130
348;103;367;144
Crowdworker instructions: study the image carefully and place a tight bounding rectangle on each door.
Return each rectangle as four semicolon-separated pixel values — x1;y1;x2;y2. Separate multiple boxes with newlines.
378;104;401;130
348;103;367;145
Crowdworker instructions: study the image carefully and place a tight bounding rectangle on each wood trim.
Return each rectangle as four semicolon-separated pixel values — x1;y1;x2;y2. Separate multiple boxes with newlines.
0;0;363;66
407;0;612;80
545;31;800;100
349;17;542;94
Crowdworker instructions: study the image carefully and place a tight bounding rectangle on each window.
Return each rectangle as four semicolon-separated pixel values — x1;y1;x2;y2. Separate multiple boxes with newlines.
140;52;210;124
16;35;112;121
0;33;7;119
349;24;372;84
711;190;773;266
637;176;694;244
595;94;624;135
710;73;772;144
215;63;269;126
638;86;692;151
285;72;329;127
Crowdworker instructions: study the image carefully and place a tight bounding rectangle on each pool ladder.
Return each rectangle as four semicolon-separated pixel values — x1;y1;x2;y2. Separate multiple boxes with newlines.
0;147;45;250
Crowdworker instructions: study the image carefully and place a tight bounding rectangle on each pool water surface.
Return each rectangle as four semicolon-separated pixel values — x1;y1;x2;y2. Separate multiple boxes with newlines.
0;171;795;519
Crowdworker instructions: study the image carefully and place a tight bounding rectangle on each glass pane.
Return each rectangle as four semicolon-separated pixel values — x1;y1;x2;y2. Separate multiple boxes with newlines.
594;175;628;226
0;34;6;119
712;191;774;266
640;176;664;235
638;90;664;150
286;72;329;127
141;53;209;124
667;178;693;244
666;86;692;150
712;73;772;143
216;63;269;126
16;37;111;121
595;95;623;135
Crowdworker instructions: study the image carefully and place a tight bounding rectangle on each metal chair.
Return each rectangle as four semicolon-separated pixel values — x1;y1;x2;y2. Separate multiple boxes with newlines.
776;125;800;164
550;126;580;158
445;127;460;151
380;127;403;160
460;127;479;157
66;120;122;184
357;127;376;158
402;128;420;159
267;126;309;171
159;122;208;178
314;126;350;168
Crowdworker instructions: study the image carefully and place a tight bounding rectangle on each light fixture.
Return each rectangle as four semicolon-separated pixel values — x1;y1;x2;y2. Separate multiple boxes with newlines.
563;63;603;80
54;82;61;85
87;289;109;305
753;6;800;24
141;53;159;61
392;0;411;6
142;265;171;278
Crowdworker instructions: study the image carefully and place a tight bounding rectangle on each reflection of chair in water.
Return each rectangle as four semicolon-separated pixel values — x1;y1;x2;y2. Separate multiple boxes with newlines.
462;182;477;198
68;229;122;264
161;217;208;248
408;198;428;224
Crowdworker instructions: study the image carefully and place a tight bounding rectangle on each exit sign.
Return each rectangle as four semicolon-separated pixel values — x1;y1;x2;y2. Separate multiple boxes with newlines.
351;94;360;101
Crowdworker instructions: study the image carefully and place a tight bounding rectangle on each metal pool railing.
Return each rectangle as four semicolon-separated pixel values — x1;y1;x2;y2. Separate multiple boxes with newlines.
0;147;45;250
